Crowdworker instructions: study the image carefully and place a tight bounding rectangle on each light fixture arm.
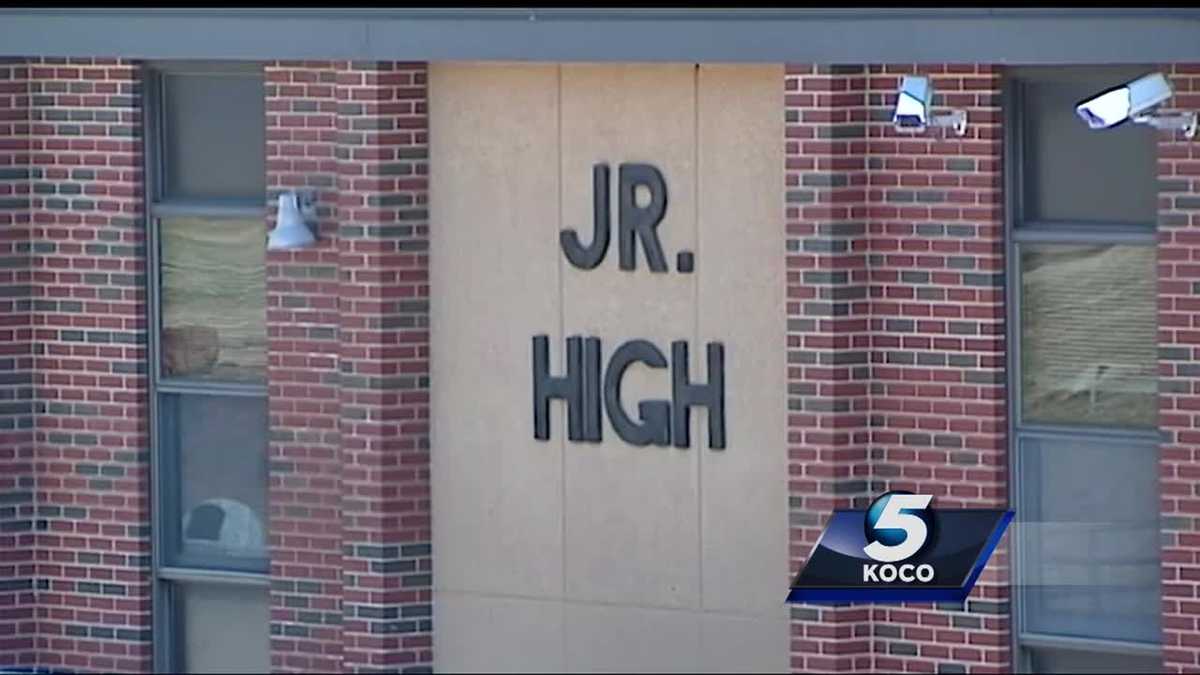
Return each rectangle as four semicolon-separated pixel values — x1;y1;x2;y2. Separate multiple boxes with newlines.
1131;111;1197;139
292;188;318;220
926;109;968;137
892;110;968;137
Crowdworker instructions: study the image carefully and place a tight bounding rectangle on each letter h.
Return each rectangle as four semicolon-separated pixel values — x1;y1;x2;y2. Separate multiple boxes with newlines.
533;335;601;442
671;341;726;449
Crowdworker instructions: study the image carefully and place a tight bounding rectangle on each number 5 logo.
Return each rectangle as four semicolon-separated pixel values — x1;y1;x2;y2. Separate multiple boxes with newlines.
863;493;933;563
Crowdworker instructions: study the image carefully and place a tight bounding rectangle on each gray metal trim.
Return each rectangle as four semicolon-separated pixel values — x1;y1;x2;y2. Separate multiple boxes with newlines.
158;566;271;587
150;202;266;219
3;9;1200;63
150;60;263;75
1012;224;1157;245
1015;423;1161;443
143;63;170;675
152;70;167;207
155;379;269;397
1018;632;1163;657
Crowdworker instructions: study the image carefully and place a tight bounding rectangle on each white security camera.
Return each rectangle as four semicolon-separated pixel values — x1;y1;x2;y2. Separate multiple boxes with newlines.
892;75;967;136
1075;71;1196;139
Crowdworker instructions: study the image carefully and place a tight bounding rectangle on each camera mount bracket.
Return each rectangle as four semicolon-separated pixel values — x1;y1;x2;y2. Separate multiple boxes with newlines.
1131;111;1198;139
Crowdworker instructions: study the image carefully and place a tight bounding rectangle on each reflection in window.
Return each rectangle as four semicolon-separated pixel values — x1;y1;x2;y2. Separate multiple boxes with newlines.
1019;436;1160;643
1020;244;1157;428
161;217;267;383
167;394;268;569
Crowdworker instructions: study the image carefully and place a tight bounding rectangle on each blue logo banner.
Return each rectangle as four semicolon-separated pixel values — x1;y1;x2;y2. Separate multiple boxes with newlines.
787;492;1013;604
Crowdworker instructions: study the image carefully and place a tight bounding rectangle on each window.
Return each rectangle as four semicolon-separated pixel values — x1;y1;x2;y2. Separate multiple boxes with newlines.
163;394;269;569
1019;77;1158;225
1007;66;1162;672
161;217;268;383
146;62;269;673
1018;436;1159;643
159;73;266;202
1019;244;1157;427
176;582;272;674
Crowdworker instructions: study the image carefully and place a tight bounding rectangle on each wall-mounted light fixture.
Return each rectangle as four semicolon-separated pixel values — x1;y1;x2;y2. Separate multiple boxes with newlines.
892;75;968;136
1075;71;1196;139
267;189;318;251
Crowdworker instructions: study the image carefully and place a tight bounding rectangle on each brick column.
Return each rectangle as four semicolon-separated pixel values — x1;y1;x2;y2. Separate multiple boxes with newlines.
27;58;151;673
264;60;345;672
0;57;36;670
335;61;432;673
1158;63;1200;674
785;63;874;673
786;64;1009;674
865;64;1009;674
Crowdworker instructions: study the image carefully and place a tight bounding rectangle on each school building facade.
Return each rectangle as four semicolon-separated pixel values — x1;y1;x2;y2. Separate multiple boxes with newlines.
1;8;1200;674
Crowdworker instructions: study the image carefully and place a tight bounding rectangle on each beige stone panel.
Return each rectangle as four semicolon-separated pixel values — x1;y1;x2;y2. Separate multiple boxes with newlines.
429;63;565;598
698;612;790;673
559;63;701;610
564;602;701;673
695;64;789;616
434;591;566;673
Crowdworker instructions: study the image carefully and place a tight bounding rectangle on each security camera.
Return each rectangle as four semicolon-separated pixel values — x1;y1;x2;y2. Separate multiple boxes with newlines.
893;75;932;129
1076;71;1196;138
892;75;967;136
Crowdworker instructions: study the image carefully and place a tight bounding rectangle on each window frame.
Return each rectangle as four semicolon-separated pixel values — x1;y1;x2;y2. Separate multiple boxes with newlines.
143;61;271;674
1004;65;1164;672
1010;64;1162;238
1008;68;1161;437
159;392;271;573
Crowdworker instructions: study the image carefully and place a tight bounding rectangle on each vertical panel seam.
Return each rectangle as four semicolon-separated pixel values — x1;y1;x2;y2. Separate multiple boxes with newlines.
694;63;704;616
556;62;569;672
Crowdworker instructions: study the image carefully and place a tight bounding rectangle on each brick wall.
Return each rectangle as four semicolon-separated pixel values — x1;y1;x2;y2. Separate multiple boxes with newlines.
1159;62;1200;674
785;63;1010;674
785;63;874;672
864;64;1009;675
265;60;345;673
26;58;151;672
262;60;433;673
334;61;432;673
0;57;35;670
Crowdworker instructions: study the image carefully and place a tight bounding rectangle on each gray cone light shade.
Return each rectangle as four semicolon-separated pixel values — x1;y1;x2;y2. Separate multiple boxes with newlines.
267;191;316;251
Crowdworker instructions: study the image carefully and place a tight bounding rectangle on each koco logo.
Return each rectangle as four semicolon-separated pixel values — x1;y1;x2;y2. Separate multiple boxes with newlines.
861;491;936;583
788;490;1012;603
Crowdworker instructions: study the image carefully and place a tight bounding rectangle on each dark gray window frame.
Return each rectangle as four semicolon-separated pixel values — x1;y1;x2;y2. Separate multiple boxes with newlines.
1003;66;1163;672
143;60;270;674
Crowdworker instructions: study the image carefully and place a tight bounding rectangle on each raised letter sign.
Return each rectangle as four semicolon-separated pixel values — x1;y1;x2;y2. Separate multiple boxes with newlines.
532;335;585;442
604;339;672;447
617;163;669;272
671;341;726;450
560;164;611;269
